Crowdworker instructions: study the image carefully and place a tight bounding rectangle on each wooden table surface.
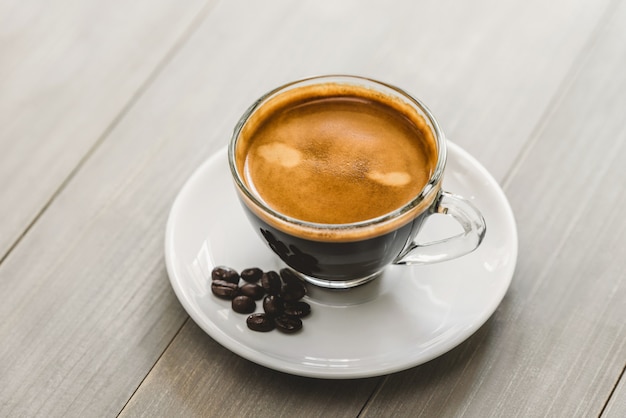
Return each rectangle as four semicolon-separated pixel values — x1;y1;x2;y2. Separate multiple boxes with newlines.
2;0;625;416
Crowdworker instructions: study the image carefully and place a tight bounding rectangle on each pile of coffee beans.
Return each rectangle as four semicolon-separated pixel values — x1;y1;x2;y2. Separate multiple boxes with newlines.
211;266;311;333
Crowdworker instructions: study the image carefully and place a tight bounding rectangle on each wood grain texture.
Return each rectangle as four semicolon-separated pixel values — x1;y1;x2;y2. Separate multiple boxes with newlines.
604;370;626;417
361;0;626;416
0;0;212;259
0;0;216;416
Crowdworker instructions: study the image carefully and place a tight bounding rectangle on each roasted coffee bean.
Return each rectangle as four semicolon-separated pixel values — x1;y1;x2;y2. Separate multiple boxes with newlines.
240;283;265;300
241;267;263;283
260;271;282;295
284;300;311;318
274;314;303;334
262;295;284;316
212;264;311;334
211;280;238;299
211;266;239;284
246;313;275;332
232;295;256;314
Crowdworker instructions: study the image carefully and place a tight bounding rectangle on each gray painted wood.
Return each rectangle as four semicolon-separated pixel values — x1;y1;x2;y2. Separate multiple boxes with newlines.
1;0;625;416
0;0;212;260
604;372;626;417
0;0;214;416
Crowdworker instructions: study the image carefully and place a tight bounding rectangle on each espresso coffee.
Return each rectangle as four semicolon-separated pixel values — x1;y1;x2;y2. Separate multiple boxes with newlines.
235;83;437;226
230;77;464;286
230;77;484;287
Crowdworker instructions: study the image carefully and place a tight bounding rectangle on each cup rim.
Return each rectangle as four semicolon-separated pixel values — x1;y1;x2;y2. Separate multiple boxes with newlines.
228;74;447;233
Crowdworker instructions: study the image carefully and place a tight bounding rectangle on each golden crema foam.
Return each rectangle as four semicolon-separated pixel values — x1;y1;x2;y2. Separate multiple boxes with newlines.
235;82;439;241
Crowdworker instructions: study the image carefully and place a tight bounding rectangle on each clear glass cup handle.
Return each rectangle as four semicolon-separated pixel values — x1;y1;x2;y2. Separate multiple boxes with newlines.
394;191;486;265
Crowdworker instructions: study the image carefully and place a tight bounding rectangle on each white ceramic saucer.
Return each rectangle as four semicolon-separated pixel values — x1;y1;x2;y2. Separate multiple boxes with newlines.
164;141;517;379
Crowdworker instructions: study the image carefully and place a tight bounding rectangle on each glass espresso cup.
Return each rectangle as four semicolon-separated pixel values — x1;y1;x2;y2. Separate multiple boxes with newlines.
228;75;486;289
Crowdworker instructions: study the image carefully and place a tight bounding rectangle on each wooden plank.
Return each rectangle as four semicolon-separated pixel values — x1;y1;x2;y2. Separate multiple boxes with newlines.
604;373;626;417
362;1;626;416
0;0;212;259
0;0;216;416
